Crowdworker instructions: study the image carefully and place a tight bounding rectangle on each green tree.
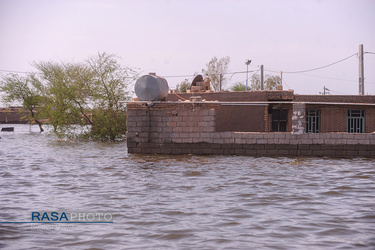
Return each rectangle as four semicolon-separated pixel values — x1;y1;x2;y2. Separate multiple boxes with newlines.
1;53;137;141
249;74;281;90
86;52;137;141
0;73;44;132
202;56;230;91
175;79;190;93
265;75;281;90
32;52;138;141
231;82;246;91
32;61;94;135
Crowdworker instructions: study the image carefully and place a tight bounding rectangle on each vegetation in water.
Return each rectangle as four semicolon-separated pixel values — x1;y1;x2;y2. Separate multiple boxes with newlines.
0;52;138;141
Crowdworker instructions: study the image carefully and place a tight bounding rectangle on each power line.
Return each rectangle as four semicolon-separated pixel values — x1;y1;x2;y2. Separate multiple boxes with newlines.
282;78;291;90
226;70;257;75
298;73;357;83
0;51;371;82
264;69;280;74
328;89;352;95
236;68;261;84
282;52;358;74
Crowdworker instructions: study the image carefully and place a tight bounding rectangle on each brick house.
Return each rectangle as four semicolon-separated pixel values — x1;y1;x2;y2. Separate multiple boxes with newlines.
126;91;375;157
165;91;375;134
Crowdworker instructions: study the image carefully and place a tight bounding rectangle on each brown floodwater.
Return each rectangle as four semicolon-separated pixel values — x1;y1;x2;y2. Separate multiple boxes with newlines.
0;124;374;249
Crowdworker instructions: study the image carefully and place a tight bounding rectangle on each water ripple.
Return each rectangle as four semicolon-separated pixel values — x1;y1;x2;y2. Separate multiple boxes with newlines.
0;125;375;249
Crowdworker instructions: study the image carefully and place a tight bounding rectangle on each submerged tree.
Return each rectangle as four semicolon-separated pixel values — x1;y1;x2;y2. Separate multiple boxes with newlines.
32;60;94;135
32;52;138;141
86;52;137;141
38;53;136;140
0;53;137;141
202;56;230;91
0;73;44;132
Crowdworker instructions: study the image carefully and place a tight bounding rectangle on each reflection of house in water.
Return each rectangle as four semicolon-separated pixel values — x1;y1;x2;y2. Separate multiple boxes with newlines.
127;90;375;157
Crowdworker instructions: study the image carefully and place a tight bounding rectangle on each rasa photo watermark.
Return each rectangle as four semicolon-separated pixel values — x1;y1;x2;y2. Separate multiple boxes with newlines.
31;211;113;223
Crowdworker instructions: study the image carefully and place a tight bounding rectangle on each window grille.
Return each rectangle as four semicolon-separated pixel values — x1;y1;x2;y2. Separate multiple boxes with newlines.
271;109;288;132
305;110;320;133
347;110;365;133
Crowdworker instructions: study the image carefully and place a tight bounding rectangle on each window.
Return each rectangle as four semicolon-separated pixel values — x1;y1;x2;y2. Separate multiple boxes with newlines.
271;109;288;132
305;109;320;133
347;110;365;133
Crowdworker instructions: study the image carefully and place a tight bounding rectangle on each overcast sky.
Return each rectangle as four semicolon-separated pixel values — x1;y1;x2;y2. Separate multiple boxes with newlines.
1;0;375;97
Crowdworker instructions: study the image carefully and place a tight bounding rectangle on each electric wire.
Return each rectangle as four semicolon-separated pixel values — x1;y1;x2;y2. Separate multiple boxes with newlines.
0;52;372;83
282;52;358;74
281;78;291;90
298;73;357;83
328;89;352;95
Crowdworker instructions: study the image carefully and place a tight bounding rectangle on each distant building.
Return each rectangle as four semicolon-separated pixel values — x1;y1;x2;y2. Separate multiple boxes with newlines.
0;107;30;124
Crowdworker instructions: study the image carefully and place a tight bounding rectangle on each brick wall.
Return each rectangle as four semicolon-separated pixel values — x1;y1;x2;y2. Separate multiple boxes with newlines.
306;104;375;133
295;95;375;103
215;105;266;132
321;106;347;132
0;109;30;124
166;90;294;102
127;102;375;157
365;107;375;133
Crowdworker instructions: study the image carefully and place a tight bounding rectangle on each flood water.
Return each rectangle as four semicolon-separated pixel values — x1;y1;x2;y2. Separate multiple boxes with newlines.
1;124;374;249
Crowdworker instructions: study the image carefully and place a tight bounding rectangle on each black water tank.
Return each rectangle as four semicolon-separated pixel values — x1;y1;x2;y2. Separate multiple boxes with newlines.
134;73;169;101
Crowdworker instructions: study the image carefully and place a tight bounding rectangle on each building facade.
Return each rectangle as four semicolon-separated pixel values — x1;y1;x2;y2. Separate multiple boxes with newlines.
127;91;375;157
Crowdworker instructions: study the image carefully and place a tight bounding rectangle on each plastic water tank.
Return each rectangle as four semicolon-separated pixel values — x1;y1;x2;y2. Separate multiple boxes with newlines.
134;73;169;101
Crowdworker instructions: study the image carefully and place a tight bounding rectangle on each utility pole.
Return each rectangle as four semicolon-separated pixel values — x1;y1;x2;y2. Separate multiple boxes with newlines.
319;86;330;95
280;71;283;87
260;65;264;90
245;60;251;91
219;73;223;91
359;44;364;95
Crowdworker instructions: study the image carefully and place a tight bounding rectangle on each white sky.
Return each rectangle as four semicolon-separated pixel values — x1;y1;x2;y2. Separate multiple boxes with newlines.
1;0;375;97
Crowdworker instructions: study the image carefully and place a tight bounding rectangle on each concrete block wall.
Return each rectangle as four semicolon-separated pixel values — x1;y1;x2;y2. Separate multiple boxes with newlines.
126;102;220;154
126;102;375;157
